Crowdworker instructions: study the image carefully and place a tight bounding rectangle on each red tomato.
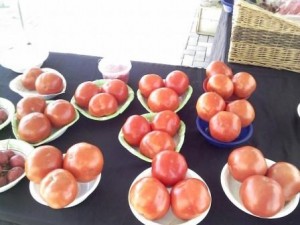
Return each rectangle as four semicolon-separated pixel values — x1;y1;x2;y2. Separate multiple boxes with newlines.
16;96;46;120
228;146;268;182
139;130;176;159
35;72;64;94
74;81;100;108
206;61;233;78
21;67;43;90
196;92;226;122
25;145;63;184
138;74;165;98
267;162;300;201
171;178;211;220
88;93;118;117
165;70;190;95
44;99;76;128
150;110;180;137
232;72;256;98
152;151;187;187
147;87;180;112
240;175;285;218
102;79;128;104
40;168;78;209
206;74;234;100
129;177;170;220
209;111;241;142
121;115;151;147
226;99;255;127
63;142;104;182
18;112;52;144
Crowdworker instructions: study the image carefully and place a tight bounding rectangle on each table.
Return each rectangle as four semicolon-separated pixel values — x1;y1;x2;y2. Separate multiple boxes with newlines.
0;51;300;225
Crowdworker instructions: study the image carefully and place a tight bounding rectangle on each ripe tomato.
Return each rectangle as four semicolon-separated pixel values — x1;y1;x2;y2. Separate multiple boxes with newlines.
63;142;104;182
240;175;285;218
171;178;211;220
165;70;190;95
232;72;256;98
152;151;187;187
150;110;180;137
35;72;64;95
88;93;118;117
206;74;234;100
228;146;268;182
21;67;43;90
18;112;52;144
226;99;255;127
138;74;165;98
25;145;63;183
129;177;170;220
102;79;128;104
16;96;46;120
147;87;180;112
206;60;233;78
121;115;151;147
267;162;300;201
40;168;78;209
196;92;225;122
139;130;176;159
74;81;100;108
44;99;76;128
209;111;241;142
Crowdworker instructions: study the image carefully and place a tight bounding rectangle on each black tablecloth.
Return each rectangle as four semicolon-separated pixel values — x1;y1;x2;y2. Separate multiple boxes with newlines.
0;52;300;225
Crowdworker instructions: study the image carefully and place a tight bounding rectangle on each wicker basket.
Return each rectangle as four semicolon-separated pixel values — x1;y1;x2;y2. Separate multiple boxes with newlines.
228;0;300;73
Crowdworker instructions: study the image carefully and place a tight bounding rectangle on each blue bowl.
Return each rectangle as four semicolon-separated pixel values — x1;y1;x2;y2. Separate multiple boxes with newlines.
221;0;234;13
196;117;253;148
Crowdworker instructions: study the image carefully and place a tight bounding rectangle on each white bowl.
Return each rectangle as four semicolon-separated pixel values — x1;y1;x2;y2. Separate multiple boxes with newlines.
0;139;34;193
220;159;300;218
0;97;15;130
297;103;300;117
128;168;211;225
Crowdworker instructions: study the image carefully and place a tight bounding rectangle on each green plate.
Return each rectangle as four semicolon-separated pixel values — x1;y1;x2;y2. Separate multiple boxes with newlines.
118;113;186;163
71;79;134;121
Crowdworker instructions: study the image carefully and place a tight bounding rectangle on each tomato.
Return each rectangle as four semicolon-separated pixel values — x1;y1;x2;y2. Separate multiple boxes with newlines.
150;110;180;137
267;162;300;201
139;130;176;159
63;142;104;182
21;67;43;90
226;99;255;127
88;93;118;117
206;74;234;100
25;145;63;183
228;146;268;182
121;115;151;147
152;151;187;187
18;112;52;144
74;81;100;108
240;175;285;218
196;92;226;122
16;96;46;120
165;70;190;95
209;111;241;142
232;72;256;98
35;72;64;95
102;79;128;104
40;168;78;209
129;177;170;220
171;178;211;220
0;108;8;124
138;74;165;98
206;60;233;78
147;87;180;112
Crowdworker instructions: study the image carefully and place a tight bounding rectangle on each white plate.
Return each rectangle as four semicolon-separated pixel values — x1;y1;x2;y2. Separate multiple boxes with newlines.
9;68;67;100
297;103;300;117
0;139;34;193
29;173;101;208
128;168;211;225
220;159;300;219
0;97;15;130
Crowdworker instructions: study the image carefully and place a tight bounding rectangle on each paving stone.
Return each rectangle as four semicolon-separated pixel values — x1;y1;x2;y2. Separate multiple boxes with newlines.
183;49;196;56
181;55;194;67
